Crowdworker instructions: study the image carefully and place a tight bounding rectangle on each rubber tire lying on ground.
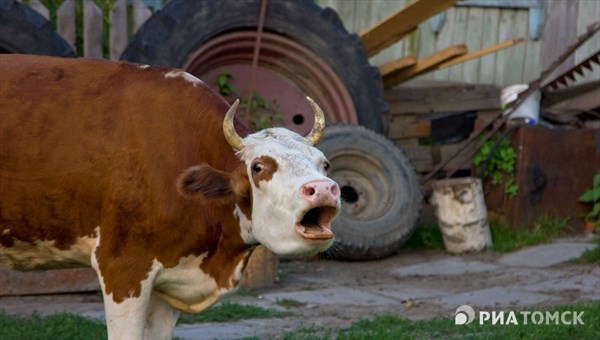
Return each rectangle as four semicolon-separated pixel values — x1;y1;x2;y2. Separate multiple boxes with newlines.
120;0;386;133
0;0;74;56
318;125;422;260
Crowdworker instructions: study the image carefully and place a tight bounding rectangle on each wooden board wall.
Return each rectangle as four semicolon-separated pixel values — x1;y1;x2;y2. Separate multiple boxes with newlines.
320;0;599;87
384;82;501;174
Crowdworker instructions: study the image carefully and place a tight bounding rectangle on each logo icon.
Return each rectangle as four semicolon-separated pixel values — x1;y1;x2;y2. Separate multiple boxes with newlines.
455;305;475;325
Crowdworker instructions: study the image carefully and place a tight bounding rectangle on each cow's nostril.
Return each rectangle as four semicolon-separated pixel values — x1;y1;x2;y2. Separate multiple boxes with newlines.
331;184;339;197
303;186;315;196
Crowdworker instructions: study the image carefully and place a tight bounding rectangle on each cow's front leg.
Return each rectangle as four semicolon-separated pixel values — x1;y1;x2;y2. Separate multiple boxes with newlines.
92;244;163;339
144;292;180;339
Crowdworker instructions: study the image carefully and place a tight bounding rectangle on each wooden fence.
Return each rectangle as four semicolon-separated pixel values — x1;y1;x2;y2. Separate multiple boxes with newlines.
20;0;164;60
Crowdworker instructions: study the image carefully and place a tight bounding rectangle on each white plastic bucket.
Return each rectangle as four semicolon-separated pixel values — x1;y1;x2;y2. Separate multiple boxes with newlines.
501;84;540;124
431;177;493;254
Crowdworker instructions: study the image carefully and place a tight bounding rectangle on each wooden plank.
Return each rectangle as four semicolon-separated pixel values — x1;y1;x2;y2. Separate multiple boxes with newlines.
28;0;49;19
132;0;152;33
505;10;528;84
56;0;76;49
432;7;457;81
109;0;127;60
83;0;103;58
493;9;517;85
379;55;417;78
388;115;431;139
435;37;525;70
522;33;541;84
368;0;410;67
461;7;485;83
0;268;99;296
439;140;474;172
400;145;434;173
575;0;600;85
385;83;501;114
399;142;472;173
415;17;436;81
540;0;578;81
360;0;457;57
478;7;500;84
448;7;468;81
383;45;467;88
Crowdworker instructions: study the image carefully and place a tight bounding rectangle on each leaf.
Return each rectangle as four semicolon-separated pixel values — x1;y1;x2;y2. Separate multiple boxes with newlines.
580;186;600;203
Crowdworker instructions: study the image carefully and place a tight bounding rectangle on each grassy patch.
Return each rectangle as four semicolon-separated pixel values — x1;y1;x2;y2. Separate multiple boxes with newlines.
572;235;600;264
491;216;569;253
403;223;445;250
0;311;107;340
276;298;308;309
285;302;600;339
234;287;259;297
177;302;291;324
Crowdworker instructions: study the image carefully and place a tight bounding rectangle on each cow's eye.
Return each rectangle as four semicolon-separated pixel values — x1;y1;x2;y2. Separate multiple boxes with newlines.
252;162;264;173
323;161;331;172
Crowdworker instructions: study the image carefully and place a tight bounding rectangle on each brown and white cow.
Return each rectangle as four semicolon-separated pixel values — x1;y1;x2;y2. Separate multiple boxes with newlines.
0;54;340;339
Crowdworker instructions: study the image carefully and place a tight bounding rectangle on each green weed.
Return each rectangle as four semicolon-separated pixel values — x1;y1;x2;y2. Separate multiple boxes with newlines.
177;302;291;324
0;311;107;340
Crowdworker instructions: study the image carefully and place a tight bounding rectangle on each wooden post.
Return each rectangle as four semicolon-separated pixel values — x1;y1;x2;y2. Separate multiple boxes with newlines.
109;0;128;60
83;0;103;58
431;177;492;254
241;246;279;290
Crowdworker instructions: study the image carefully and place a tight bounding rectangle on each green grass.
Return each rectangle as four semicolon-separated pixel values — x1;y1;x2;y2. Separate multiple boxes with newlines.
283;302;600;339
3;302;598;339
572;235;600;264
0;311;107;340
490;216;569;253
177;302;291;324
276;298;308;309
403;223;446;250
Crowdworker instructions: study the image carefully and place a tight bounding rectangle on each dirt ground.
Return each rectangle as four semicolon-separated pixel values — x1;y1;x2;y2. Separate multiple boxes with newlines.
0;237;598;339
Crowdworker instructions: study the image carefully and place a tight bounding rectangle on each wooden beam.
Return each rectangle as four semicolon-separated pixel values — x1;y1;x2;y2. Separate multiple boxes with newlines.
379;55;417;78
360;0;457;57
434;37;526;70
383;45;467;89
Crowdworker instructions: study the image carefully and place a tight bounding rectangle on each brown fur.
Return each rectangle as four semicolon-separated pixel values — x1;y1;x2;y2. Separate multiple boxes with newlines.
251;156;279;188
0;54;253;303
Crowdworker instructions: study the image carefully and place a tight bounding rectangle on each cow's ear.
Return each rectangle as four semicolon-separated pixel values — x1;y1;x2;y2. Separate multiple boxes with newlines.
177;164;236;202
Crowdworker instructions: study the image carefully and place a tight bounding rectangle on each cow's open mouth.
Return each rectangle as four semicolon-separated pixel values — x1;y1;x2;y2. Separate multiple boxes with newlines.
295;206;338;240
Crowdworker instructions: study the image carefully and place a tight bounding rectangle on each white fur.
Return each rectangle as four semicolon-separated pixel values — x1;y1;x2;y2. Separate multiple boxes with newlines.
164;70;205;87
234;205;256;245
1;231;96;269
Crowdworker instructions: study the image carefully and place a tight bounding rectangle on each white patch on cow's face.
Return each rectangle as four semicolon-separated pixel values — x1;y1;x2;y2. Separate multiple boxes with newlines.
164;70;205;87
138;64;151;70
236;128;340;256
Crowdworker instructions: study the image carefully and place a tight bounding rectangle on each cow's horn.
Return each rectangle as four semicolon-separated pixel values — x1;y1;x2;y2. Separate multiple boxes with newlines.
223;99;245;151
305;96;326;146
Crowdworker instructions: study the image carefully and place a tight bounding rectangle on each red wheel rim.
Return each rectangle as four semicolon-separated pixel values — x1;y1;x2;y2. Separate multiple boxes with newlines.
183;31;358;134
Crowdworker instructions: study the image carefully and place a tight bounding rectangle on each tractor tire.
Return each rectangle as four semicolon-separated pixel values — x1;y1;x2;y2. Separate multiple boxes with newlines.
0;0;74;56
318;125;422;260
121;0;386;133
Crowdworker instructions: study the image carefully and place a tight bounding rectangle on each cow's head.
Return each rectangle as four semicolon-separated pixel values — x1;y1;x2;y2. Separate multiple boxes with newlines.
178;98;340;256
